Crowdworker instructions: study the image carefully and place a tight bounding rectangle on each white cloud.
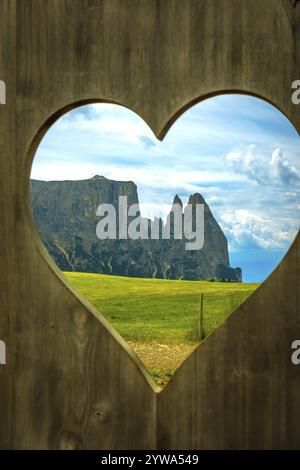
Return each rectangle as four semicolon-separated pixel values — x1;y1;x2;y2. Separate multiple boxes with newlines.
58;103;156;147
270;148;300;185
225;146;300;187
31;161;246;192
205;195;226;206
219;209;296;251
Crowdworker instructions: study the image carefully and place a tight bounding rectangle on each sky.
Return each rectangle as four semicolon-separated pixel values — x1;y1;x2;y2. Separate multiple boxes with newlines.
31;95;300;283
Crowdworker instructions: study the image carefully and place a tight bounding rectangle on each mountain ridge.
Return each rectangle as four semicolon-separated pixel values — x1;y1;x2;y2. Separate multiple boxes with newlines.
31;176;242;281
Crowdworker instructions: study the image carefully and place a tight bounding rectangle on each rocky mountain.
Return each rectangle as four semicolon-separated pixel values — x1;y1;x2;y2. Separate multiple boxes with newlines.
31;175;242;281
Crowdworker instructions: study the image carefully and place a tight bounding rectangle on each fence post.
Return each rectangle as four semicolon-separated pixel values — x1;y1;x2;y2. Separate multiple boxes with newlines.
199;293;204;340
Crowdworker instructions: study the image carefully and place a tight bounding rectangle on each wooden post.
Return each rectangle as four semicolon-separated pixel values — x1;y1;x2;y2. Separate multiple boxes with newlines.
199;293;204;340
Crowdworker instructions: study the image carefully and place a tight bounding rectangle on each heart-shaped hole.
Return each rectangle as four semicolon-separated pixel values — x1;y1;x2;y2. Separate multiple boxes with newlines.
30;95;299;388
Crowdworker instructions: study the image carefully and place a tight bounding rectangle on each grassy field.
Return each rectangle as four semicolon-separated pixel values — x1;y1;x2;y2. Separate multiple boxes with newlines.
65;272;259;386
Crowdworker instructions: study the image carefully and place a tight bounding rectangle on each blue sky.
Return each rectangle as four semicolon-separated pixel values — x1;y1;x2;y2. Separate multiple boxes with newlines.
31;95;300;282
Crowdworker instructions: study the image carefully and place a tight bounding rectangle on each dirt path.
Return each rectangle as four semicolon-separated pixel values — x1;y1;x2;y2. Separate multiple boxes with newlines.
128;341;197;388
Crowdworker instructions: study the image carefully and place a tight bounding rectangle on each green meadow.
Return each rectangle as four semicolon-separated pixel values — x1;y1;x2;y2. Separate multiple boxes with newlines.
65;272;259;386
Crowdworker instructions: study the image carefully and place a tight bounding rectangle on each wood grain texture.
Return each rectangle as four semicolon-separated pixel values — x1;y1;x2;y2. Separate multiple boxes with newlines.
0;0;299;449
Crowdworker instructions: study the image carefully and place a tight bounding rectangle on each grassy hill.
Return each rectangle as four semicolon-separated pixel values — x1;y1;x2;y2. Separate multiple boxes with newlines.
65;272;259;387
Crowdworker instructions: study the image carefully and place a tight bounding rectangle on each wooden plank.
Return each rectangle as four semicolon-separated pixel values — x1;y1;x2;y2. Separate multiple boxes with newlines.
0;0;16;450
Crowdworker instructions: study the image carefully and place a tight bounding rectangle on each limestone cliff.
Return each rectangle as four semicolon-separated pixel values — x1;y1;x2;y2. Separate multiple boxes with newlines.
31;175;242;281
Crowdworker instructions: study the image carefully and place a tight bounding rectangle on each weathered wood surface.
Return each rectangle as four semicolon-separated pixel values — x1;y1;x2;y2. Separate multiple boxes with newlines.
0;0;299;449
